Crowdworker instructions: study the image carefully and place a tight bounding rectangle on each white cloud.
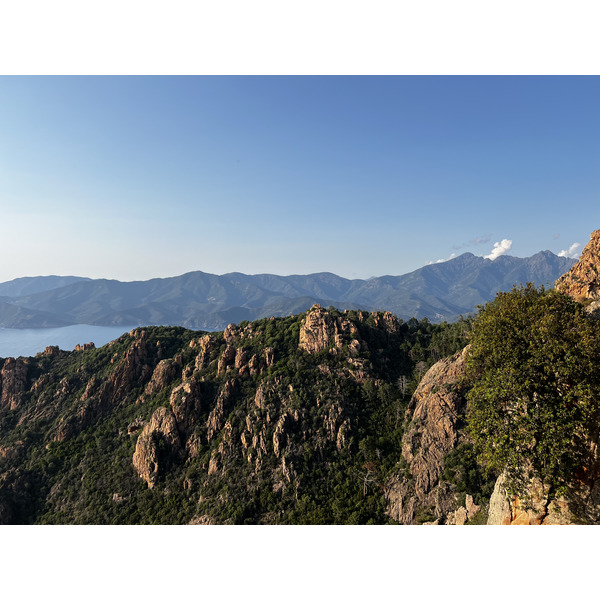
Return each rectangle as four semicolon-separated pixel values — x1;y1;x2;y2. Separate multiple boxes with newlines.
484;239;512;261
558;243;581;259
426;252;457;265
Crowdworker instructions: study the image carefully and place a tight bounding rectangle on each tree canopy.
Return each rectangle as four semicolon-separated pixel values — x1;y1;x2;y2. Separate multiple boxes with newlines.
466;284;600;498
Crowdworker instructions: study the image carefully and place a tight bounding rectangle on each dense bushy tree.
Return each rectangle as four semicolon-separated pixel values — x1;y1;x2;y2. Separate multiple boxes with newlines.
466;284;600;498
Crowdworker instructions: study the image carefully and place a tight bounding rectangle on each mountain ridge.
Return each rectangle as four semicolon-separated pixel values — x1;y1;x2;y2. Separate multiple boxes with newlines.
0;235;596;525
0;251;576;329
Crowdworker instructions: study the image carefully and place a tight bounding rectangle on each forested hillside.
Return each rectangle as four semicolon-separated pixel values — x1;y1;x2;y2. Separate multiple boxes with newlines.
3;231;599;525
0;306;471;524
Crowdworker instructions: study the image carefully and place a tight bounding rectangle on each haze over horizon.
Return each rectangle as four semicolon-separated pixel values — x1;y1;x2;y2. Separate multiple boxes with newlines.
1;76;598;282
0;246;579;285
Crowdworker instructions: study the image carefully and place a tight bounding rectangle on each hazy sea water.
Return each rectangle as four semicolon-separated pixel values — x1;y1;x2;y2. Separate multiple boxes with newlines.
0;325;134;358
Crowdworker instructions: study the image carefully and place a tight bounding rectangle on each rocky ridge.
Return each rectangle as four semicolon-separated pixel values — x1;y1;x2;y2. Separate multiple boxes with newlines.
6;259;600;526
2;306;453;524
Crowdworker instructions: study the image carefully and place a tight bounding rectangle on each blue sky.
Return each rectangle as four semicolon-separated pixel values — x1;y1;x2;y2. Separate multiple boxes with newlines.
0;76;598;281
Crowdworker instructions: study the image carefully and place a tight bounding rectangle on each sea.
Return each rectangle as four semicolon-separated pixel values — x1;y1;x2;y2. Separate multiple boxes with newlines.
0;325;134;358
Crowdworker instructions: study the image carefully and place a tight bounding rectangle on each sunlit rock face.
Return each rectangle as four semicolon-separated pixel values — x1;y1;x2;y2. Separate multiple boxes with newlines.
556;229;600;301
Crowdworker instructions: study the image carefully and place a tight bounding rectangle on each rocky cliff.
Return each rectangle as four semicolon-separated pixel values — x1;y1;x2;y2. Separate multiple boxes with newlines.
556;229;600;301
298;304;361;355
384;346;488;524
381;228;600;525
0;358;28;411
0;306;472;524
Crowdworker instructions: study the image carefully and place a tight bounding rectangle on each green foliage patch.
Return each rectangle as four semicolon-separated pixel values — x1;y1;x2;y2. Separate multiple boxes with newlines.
0;309;473;524
466;284;600;499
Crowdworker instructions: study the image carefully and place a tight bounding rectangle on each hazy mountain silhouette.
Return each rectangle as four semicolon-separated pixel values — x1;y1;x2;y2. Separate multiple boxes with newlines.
0;275;91;298
0;251;576;329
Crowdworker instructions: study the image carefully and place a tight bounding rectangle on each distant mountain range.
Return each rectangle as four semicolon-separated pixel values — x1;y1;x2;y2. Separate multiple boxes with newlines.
0;251;576;330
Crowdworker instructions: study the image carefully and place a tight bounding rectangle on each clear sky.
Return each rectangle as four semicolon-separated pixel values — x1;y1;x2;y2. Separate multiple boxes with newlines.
1;75;598;282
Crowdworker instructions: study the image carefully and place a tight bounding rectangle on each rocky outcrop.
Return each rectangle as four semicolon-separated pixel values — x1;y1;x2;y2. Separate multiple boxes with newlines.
169;379;202;433
486;472;573;525
192;335;217;371
207;421;236;476
264;347;275;366
40;346;61;357
445;494;481;525
486;464;600;525
132;407;181;488
206;380;238;441
217;345;236;376
139;358;179;401
369;311;401;334
555;229;600;301
127;416;146;435
74;343;95;351
234;347;248;369
188;514;215;525
299;304;360;354
112;330;152;395
273;411;301;459
0;358;28;410
385;347;470;524
254;381;273;410
323;402;350;452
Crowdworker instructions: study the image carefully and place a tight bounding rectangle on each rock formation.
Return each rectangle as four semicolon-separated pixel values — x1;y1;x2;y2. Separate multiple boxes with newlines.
385;347;470;524
206;380;237;441
139;358;179;401
40;346;61;357
555;228;600;301
192;335;217;370
0;306;485;524
74;343;96;351
169;379;202;434
110;329;153;399
0;358;28;410
486;472;574;525
132;407;182;488
299;304;360;354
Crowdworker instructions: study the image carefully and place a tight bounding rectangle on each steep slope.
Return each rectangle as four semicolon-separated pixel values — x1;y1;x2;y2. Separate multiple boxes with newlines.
385;346;494;525
0;306;473;524
3;293;598;524
556;229;600;302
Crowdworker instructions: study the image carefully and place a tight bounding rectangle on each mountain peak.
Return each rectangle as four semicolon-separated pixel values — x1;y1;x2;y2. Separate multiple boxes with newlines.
555;229;600;301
